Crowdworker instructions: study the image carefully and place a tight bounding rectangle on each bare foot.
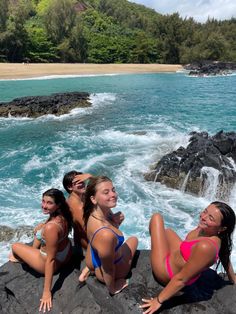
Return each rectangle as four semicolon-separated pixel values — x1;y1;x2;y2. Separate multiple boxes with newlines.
8;252;21;263
78;266;90;283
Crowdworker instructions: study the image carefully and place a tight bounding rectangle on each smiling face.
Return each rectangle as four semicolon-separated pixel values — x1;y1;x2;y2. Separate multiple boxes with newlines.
91;180;118;210
198;203;226;236
41;195;59;215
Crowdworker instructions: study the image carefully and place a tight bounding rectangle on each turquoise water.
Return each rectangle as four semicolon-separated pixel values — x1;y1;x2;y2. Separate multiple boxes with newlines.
0;72;236;266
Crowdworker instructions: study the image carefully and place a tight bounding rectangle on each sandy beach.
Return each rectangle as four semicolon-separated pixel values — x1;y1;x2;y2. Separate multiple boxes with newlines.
0;63;183;79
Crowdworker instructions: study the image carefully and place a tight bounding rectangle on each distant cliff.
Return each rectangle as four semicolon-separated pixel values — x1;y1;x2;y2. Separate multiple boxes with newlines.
0;250;235;313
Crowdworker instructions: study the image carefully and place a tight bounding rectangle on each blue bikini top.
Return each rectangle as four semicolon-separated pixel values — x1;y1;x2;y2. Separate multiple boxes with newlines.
90;226;124;251
89;226;125;269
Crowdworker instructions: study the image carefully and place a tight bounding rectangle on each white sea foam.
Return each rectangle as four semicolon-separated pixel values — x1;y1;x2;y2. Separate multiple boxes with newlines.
31;93;117;121
0;92;117;123
0;73;120;82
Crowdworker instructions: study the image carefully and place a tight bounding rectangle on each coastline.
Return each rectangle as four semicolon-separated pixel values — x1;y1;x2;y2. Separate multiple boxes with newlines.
0;63;183;79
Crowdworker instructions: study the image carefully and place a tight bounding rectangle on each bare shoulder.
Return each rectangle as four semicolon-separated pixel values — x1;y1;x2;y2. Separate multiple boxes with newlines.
67;195;83;211
193;238;218;257
43;221;61;236
93;228;117;248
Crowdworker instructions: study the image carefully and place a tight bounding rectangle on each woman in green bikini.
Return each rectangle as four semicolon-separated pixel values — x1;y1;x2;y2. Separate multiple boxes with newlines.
9;188;73;312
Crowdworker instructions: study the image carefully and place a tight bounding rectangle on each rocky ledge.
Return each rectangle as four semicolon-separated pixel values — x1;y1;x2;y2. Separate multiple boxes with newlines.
0;249;235;314
0;92;91;118
144;131;236;201
184;61;236;76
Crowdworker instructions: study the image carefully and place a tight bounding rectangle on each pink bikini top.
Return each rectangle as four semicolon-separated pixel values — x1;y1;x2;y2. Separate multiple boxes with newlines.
180;237;219;262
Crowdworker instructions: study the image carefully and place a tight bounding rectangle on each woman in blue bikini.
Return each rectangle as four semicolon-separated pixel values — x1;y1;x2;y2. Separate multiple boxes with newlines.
9;188;73;312
83;176;138;295
140;201;236;313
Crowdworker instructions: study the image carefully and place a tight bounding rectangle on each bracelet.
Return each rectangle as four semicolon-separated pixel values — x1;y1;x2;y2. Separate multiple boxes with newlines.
156;296;163;304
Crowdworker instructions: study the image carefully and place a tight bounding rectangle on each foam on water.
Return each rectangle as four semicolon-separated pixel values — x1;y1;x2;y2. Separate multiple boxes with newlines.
1;73;236;269
0;73;120;82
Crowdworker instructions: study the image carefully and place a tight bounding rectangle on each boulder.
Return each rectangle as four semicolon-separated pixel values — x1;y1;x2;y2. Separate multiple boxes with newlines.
0;225;33;242
0;92;91;118
184;61;236;76
144;131;236;201
0;250;235;313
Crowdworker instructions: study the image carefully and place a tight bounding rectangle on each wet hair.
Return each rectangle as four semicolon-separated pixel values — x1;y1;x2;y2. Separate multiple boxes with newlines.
212;201;235;271
62;170;82;193
43;188;73;231
83;176;112;228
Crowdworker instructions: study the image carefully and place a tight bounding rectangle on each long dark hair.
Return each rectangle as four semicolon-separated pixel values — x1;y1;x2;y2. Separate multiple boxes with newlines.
43;188;73;231
83;176;112;228
212;201;235;271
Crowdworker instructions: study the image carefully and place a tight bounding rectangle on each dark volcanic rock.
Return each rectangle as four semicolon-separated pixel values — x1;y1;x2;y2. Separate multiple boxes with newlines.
0;225;33;242
0;250;235;313
184;61;236;76
0;92;91;118
144;131;236;201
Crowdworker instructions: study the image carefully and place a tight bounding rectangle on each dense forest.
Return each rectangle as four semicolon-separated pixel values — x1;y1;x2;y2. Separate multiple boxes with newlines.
0;0;236;64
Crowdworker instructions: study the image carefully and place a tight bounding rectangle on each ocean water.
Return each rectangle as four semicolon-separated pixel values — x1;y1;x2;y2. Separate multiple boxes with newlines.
0;72;236;268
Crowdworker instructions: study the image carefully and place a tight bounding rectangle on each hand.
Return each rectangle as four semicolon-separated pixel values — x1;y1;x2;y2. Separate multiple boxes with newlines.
72;173;92;185
33;223;44;235
109;278;129;295
39;291;52;312
139;297;161;314
112;211;125;226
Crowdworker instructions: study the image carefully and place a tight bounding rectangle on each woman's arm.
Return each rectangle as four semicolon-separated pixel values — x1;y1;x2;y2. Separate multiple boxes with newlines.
39;224;59;313
225;261;236;284
140;240;218;314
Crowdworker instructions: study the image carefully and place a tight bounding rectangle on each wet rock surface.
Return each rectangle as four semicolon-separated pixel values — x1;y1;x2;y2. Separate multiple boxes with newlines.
0;250;235;314
144;131;236;201
0;225;33;242
0;92;91;118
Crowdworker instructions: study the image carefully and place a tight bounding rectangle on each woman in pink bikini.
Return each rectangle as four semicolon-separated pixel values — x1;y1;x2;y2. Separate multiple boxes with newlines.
140;201;236;313
9;188;73;313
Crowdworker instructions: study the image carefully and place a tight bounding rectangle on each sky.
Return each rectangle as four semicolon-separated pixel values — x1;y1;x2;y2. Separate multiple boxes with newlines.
129;0;236;23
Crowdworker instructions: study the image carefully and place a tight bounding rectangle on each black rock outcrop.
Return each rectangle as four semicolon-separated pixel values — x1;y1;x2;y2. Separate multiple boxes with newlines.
0;249;235;313
184;61;236;76
0;92;91;118
0;225;33;242
144;131;236;201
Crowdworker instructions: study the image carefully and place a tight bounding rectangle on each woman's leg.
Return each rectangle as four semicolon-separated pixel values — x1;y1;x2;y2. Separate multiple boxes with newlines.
149;213;175;283
115;236;138;278
78;266;91;282
10;242;46;274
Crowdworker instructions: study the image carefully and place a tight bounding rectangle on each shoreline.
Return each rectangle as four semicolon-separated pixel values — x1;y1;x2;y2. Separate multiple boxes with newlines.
0;63;183;79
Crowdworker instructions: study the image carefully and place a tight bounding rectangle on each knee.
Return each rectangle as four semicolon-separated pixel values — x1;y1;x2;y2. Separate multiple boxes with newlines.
149;213;164;234
149;213;163;227
132;236;138;247
128;236;138;247
11;242;22;253
11;243;18;252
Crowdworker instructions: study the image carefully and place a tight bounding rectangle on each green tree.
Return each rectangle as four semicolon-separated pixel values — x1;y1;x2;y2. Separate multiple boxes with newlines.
42;0;76;44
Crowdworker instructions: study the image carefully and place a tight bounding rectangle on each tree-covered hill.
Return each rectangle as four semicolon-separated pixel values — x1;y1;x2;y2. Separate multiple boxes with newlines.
0;0;235;64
